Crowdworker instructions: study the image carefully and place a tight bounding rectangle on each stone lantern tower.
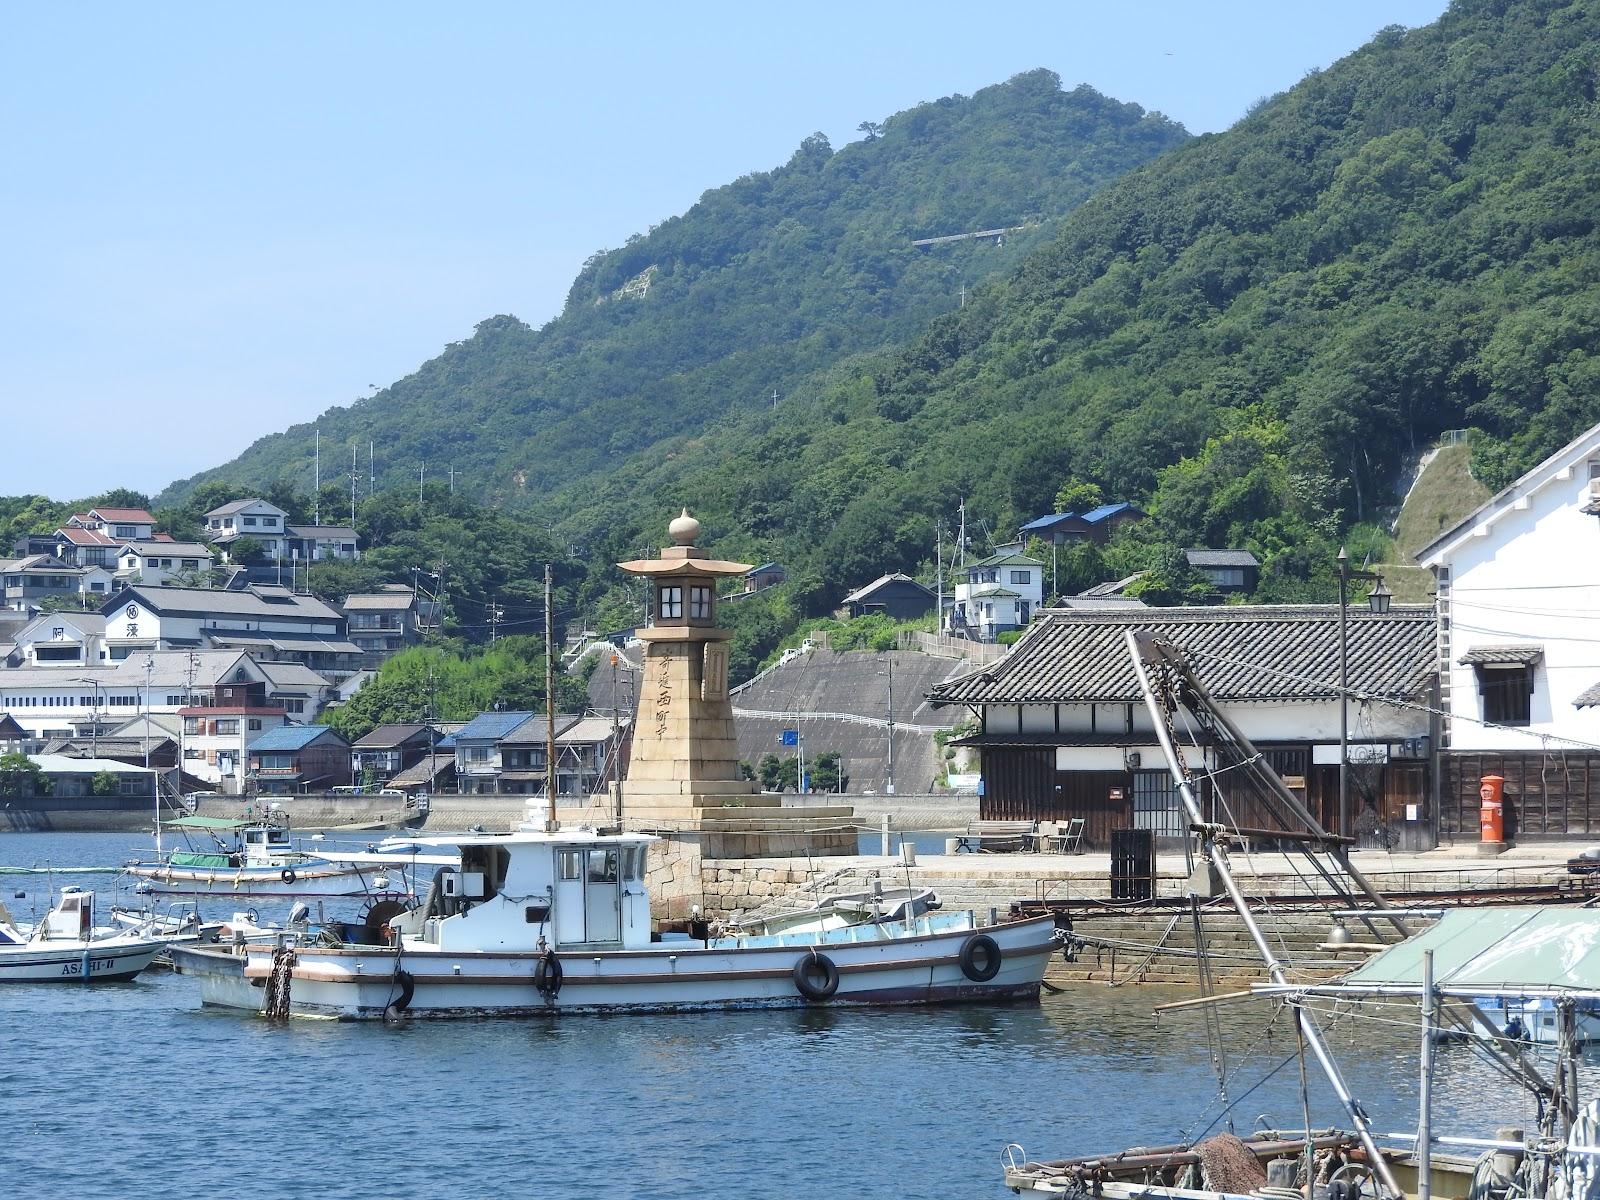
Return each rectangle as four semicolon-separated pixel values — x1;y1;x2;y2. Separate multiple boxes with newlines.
615;509;853;862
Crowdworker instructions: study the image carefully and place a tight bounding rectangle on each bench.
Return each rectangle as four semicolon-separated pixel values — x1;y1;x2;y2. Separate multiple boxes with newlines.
1037;818;1086;854
954;820;1037;853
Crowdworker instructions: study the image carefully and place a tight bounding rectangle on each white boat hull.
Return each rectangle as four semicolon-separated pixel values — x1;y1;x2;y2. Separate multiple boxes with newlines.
0;937;164;983
177;915;1057;1019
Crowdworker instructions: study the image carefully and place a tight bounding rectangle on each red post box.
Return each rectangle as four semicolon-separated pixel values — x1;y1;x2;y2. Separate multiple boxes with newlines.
1479;775;1505;843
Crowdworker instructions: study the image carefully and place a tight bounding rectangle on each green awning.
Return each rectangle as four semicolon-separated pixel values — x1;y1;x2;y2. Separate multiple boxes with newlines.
1343;907;1600;994
161;815;249;830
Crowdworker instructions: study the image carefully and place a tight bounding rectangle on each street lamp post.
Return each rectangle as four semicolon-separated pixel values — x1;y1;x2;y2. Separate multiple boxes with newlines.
1336;548;1392;841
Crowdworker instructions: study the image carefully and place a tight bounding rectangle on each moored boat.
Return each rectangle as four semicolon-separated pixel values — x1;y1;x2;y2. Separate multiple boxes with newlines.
0;887;163;983
173;818;1054;1019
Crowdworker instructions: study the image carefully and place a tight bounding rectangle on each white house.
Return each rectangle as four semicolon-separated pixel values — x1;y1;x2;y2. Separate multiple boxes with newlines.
68;507;156;542
5;612;109;666
1417;419;1600;838
284;524;360;563
203;499;288;560
950;550;1044;642
115;541;216;587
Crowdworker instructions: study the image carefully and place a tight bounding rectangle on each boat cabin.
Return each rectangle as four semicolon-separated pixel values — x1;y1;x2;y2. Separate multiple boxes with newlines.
41;887;94;940
394;829;655;953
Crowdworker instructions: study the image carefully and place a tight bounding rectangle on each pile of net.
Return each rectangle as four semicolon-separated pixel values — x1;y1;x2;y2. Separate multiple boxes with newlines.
1194;1133;1269;1193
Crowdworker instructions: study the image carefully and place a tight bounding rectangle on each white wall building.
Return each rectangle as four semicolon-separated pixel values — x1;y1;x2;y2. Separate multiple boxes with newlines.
1418;419;1600;838
115;542;216;587
204;499;288;560
5;612;109;666
950;551;1044;642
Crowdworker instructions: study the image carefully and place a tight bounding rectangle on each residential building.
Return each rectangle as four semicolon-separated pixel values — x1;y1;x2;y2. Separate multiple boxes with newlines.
247;724;351;794
386;752;456;795
0;555;85;612
744;563;786;593
5;613;109;666
180;680;291;793
838;573;937;621
203;499;289;560
1418;417;1600;838
1185;549;1261;595
115;541;215;587
69;507;157;542
99;583;361;678
927;605;1436;847
1019;502;1148;546
498;714;628;797
343;587;423;663
351;723;437;782
949;551;1044;642
284;524;359;562
26;753;157;800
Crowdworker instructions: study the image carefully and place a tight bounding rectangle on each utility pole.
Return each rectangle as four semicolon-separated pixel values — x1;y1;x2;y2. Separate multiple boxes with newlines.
544;563;558;831
935;517;943;637
419;462;425;505
313;428;320;525
368;441;374;498
886;656;896;796
448;465;455;496
610;652;623;827
350;443;358;526
487;599;504;644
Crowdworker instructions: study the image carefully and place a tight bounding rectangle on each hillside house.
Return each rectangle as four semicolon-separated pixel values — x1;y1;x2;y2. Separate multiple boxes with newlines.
928;605;1436;847
5;613;109;666
452;710;542;795
343;588;422;663
744;563;786;593
116;541;215;587
247;724;350;794
351;724;438;782
838;573;937;621
69;507;156;542
1019;502;1148;546
285;524;359;563
204;499;288;560
180;679;291;792
1418;417;1600;838
1185;549;1261;595
950;551;1044;642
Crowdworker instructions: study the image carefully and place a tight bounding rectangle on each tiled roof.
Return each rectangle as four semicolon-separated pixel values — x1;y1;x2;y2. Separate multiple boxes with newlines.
1185;549;1261;568
343;592;415;611
204;498;281;518
927;605;1437;707
454;711;537;741
1577;682;1600;709
287;524;358;540
970;552;1043;569
56;527;117;546
353;723;432;748
249;724;344;751
1458;645;1542;667
120;541;214;558
501;715;582;745
841;572;933;604
87;507;156;523
966;586;1021;599
103;584;342;621
1078;573;1147;597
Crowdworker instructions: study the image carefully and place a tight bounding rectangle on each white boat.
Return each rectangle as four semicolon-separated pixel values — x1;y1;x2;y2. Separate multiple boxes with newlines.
171;820;1055;1019
125;813;413;899
0;887;163;983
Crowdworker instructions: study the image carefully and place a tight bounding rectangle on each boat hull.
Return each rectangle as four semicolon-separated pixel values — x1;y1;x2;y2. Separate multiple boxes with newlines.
0;938;163;983
180;915;1057;1019
126;863;399;898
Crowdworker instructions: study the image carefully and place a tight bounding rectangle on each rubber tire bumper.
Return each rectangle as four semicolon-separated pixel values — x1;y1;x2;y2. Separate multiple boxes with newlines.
959;933;1002;983
280;868;297;885
534;951;564;997
793;952;840;1002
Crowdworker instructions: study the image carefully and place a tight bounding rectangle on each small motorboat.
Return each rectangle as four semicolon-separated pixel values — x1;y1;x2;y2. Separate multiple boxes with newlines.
727;883;942;937
0;887;163;983
124;812;414;899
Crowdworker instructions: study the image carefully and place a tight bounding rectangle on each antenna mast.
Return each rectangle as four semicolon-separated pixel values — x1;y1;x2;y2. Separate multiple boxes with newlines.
313;428;320;525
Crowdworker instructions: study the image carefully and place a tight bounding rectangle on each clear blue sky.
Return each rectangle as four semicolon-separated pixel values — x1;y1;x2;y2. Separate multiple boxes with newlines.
0;1;1449;500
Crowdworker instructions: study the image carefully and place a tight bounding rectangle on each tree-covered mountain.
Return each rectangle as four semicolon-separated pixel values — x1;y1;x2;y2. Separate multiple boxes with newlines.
159;71;1187;510
555;0;1600;608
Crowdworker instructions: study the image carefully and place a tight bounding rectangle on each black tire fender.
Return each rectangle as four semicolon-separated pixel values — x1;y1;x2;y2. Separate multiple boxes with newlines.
384;968;415;1021
959;933;1002;983
534;950;564;997
793;950;840;1002
280;868;298;885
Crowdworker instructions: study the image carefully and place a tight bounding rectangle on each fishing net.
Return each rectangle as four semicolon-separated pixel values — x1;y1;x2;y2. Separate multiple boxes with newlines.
1195;1133;1268;1193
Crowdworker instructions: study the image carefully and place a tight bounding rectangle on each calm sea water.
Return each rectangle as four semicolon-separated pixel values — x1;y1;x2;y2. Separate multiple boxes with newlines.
0;831;1585;1200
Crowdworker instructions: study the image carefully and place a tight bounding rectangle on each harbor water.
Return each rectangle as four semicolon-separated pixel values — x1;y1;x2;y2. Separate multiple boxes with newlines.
2;831;1592;1200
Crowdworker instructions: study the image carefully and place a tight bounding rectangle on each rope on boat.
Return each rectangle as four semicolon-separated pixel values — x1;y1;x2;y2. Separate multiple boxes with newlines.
263;946;296;1022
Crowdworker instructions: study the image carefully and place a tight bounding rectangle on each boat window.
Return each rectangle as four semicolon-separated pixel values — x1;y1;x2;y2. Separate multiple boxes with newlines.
627;846;646;880
587;849;619;884
558;851;582;881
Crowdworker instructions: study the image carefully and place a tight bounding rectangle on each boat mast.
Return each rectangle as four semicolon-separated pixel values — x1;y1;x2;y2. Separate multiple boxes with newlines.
545;563;558;832
1125;630;1404;1200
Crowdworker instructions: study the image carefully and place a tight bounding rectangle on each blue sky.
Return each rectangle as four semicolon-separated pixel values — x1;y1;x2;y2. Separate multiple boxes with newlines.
0;1;1449;500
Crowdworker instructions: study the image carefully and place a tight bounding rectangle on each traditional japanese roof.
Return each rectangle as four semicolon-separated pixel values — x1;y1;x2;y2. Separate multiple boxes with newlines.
342;592;416;611
209;633;362;656
928;604;1436;707
119;541;214;558
1078;573;1147;597
286;524;358;540
1576;681;1600;709
0;713;25;738
454;711;537;741
204;498;283;518
389;753;456;786
56;527;118;547
86;507;156;524
969;552;1043;569
352;723;433;749
102;584;342;622
1185;548;1261;568
249;724;344;752
965;586;1022;600
253;660;334;692
500;715;582;745
1458;644;1543;667
841;572;934;605
30;753;154;775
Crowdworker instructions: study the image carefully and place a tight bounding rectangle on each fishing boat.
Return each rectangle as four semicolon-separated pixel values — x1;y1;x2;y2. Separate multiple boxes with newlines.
171;810;1054;1019
0;887;163;982
125;812;413;899
1001;632;1600;1199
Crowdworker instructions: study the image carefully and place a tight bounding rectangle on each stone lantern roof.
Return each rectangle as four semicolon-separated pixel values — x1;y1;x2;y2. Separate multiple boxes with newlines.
617;509;752;578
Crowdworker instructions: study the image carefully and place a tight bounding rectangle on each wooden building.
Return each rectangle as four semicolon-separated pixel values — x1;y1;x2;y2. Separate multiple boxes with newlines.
928;605;1437;848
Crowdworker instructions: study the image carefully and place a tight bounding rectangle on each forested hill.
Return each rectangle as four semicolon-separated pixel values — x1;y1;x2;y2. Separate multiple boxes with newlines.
562;0;1600;606
158;71;1188;508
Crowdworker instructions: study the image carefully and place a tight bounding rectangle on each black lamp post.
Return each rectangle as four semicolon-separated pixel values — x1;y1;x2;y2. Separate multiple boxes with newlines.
1337;548;1391;840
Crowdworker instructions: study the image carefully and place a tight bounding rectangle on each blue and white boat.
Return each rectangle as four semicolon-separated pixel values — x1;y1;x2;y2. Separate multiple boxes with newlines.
0;887;163;983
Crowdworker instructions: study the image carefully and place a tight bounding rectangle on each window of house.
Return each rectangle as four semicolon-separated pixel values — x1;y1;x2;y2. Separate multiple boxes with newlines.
184;718;201;735
215;719;239;735
1010;570;1030;585
689;586;712;619
1477;666;1533;726
114;525;136;538
658;586;683;618
243;517;257;526
248;719;262;731
282;699;305;715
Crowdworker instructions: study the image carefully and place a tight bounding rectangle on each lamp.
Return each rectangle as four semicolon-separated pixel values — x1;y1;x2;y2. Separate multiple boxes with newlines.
1367;576;1392;614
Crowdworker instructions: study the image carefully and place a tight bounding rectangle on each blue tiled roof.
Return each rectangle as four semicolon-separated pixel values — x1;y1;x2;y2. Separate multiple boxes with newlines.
454;711;536;741
249;724;343;752
1019;513;1081;532
1080;502;1140;523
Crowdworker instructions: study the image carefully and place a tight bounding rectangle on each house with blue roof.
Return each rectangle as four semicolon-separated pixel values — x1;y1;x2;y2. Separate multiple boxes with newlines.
1020;501;1148;547
247;724;350;794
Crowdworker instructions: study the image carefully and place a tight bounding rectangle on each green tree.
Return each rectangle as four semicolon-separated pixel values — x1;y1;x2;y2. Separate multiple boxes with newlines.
1053;480;1103;515
0;753;48;797
91;769;120;797
810;751;849;793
